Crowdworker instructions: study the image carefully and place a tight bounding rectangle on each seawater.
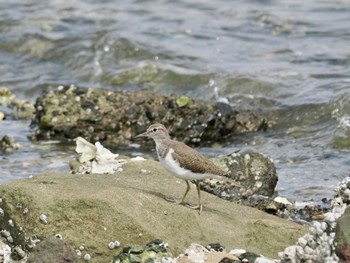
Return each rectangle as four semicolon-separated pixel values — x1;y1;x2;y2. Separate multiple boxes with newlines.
1;0;350;203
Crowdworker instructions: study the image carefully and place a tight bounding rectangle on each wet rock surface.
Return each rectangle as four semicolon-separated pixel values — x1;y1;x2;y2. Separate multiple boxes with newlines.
0;160;307;262
334;182;350;262
0;135;21;154
335;200;350;261
27;238;78;263
0;87;34;120
31;85;268;146
201;150;277;201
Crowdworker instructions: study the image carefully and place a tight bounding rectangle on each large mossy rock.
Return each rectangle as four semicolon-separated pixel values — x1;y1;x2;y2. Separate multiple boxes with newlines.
336;206;350;262
0;160;306;262
31;85;268;146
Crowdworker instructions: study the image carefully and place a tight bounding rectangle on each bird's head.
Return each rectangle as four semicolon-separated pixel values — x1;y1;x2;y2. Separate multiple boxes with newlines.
135;123;170;141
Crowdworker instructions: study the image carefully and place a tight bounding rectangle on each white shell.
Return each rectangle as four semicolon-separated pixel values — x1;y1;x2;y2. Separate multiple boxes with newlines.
39;214;48;224
108;241;115;249
55;234;63;240
0;208;4;217
84;253;91;261
8;219;14;227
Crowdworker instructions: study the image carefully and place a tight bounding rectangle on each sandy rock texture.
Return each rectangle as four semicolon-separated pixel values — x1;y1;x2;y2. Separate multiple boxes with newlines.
0;160;307;262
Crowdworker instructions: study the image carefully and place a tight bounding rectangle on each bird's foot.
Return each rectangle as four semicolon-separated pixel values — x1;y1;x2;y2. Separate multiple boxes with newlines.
164;196;183;205
164;197;203;214
184;203;203;214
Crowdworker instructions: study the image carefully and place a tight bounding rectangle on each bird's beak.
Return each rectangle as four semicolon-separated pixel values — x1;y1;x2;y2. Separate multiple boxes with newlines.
134;131;149;139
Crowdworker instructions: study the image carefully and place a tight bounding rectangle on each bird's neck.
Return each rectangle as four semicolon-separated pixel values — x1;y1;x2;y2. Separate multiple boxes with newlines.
154;137;172;159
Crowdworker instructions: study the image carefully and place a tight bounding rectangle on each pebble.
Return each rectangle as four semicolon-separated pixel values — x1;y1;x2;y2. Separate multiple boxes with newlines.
274;196;292;206
161;256;176;263
279;176;350;262
254;257;276;263
229;248;246;256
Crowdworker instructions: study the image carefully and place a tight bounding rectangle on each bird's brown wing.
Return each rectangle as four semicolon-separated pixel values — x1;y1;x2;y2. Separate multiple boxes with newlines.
169;140;229;177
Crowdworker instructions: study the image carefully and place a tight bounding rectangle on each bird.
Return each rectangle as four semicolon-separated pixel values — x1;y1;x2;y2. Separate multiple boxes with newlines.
135;123;231;213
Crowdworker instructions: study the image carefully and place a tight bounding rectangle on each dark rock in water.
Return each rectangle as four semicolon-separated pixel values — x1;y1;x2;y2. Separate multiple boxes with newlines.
226;150;277;197
202;150;277;203
335;206;350;262
27;238;78;263
0;135;21;154
0;87;34;120
31;85;268;146
113;239;172;263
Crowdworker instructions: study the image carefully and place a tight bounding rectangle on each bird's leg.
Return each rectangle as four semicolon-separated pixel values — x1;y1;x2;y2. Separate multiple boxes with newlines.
184;180;203;214
165;180;191;205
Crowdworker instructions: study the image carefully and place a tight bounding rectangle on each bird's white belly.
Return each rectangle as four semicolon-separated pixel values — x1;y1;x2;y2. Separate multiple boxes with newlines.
159;149;218;181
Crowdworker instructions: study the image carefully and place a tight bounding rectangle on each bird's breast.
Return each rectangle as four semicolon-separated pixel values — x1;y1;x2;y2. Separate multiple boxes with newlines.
158;148;220;181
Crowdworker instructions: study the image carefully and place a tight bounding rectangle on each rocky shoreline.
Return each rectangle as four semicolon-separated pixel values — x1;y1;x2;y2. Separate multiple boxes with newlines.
30;84;269;147
0;86;349;262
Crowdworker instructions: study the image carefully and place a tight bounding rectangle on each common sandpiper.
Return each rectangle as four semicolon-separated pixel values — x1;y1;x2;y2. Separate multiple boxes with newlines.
135;123;231;214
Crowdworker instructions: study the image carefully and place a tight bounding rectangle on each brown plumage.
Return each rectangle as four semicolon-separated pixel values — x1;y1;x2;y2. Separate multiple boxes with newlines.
161;139;229;177
135;123;230;213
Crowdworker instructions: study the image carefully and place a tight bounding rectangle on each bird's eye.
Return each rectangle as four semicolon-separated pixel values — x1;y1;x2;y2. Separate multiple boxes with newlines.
152;128;157;132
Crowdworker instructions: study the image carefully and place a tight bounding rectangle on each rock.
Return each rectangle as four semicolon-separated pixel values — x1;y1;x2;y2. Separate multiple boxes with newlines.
31;85;268;146
0;160;307;262
201;150;278;210
177;243;238;263
239;251;260;262
27;238;78;263
113;239;173;263
218;257;235;263
0;87;34;120
279;182;346;263
335;206;350;262
0;240;12;263
183;243;208;263
254;256;277;263
0;135;21;154
207;242;225;252
226;151;277;197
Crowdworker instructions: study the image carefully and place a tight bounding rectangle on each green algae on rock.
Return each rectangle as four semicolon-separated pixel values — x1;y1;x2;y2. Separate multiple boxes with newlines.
31;85;268;146
335;205;350;261
113;239;172;263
